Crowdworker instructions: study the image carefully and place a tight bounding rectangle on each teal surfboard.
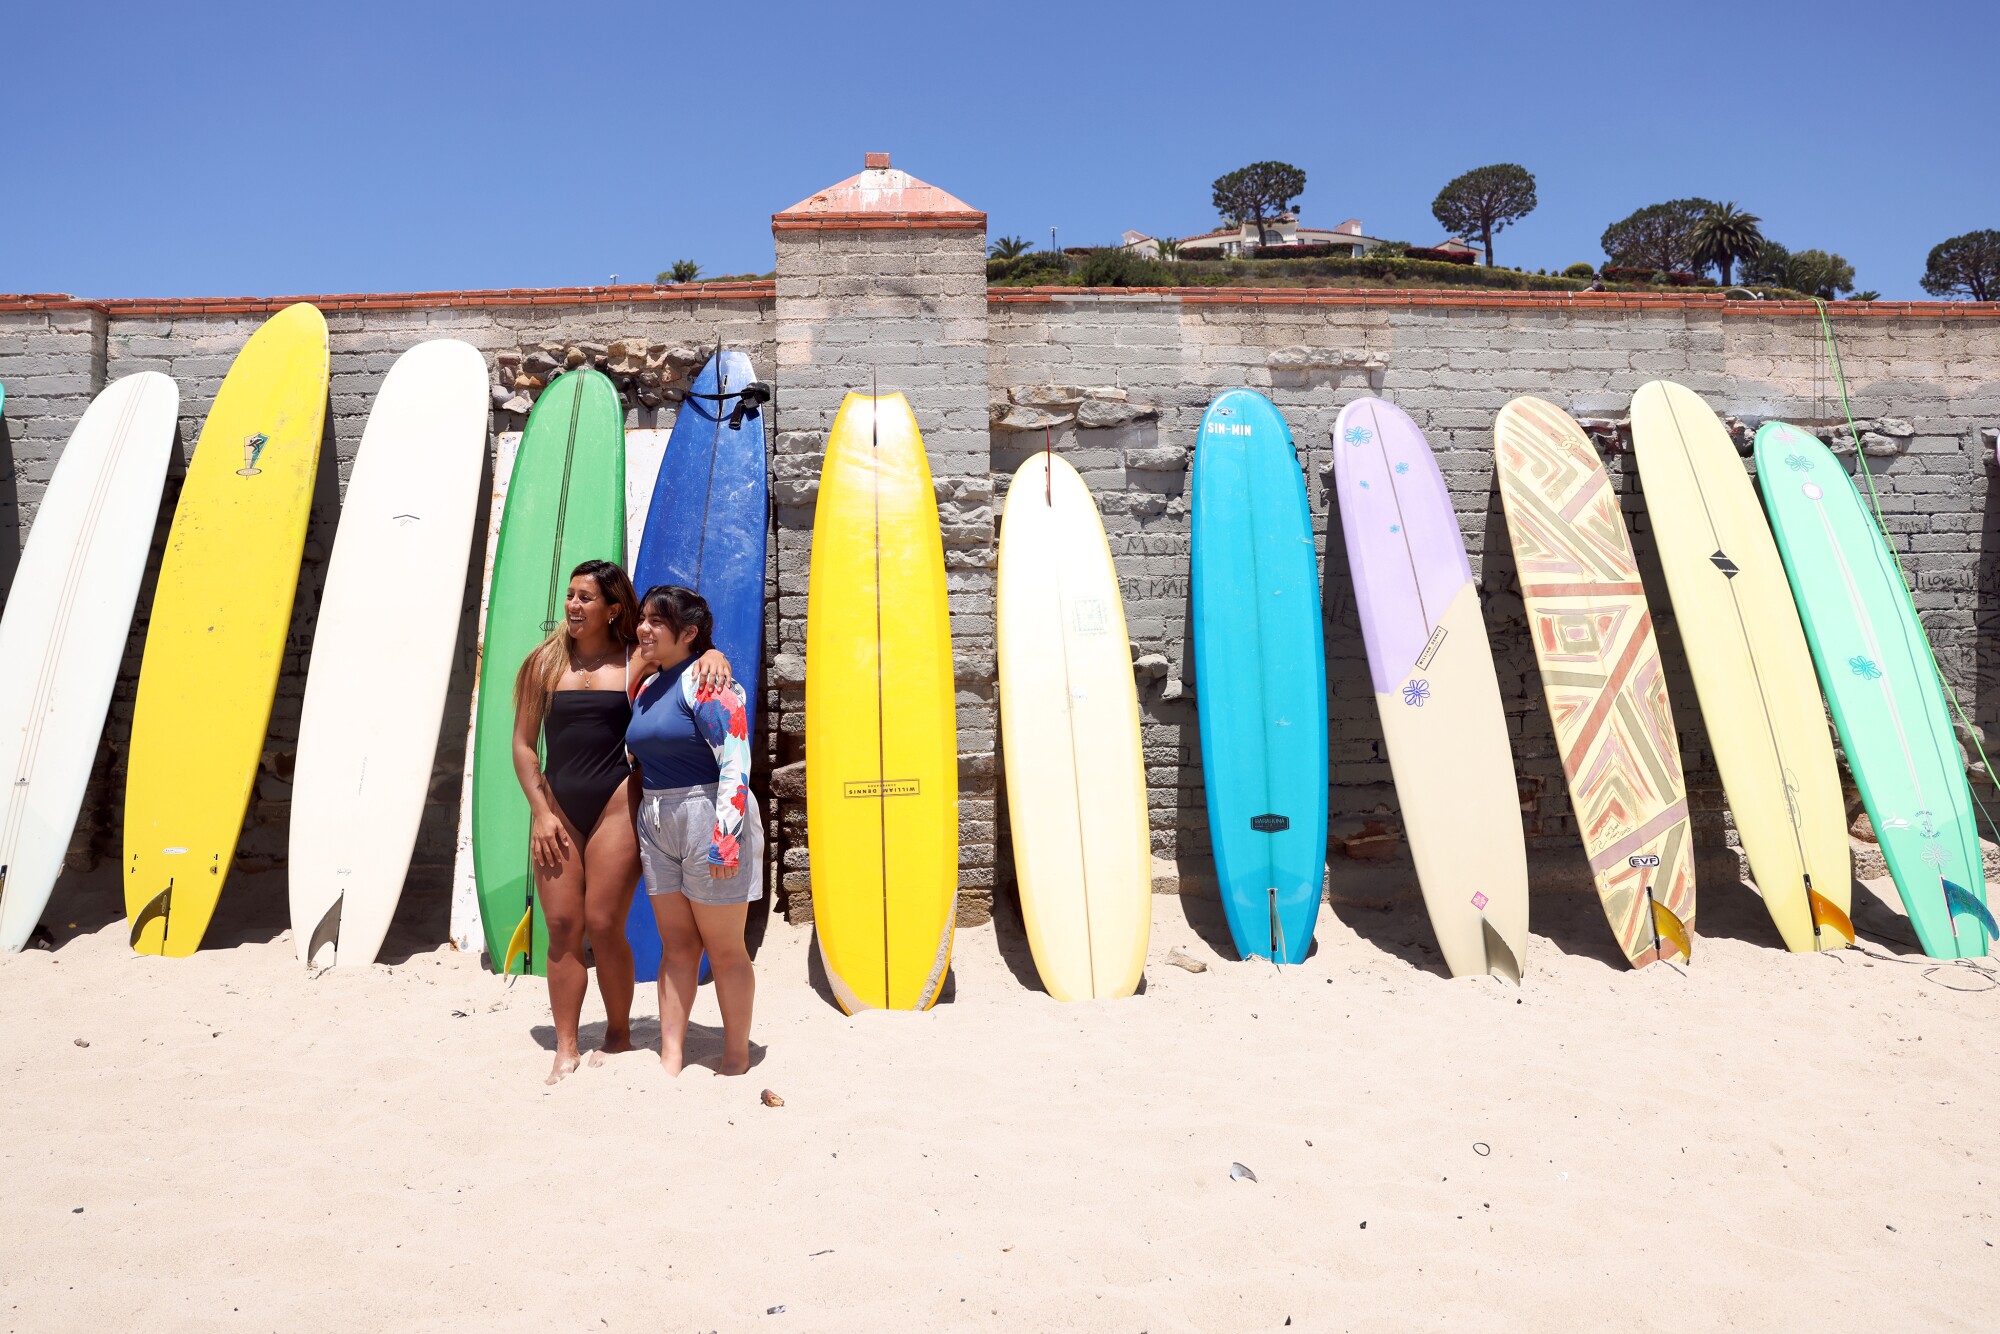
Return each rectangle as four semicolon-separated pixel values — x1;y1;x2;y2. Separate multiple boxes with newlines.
1756;421;1991;958
1191;389;1327;963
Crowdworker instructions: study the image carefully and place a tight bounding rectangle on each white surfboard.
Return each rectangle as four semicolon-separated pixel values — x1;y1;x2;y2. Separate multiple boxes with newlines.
0;372;179;952
289;340;489;966
447;429;519;955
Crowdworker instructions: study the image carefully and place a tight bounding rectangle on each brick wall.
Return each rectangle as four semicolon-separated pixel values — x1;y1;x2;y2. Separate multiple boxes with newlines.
3;272;1998;947
770;214;996;924
0;286;777;918
988;287;2000;895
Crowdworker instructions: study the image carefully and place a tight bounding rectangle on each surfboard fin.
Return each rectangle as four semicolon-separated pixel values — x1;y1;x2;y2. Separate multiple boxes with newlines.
129;883;172;954
1942;878;1998;939
307;894;343;968
503;906;534;975
1650;899;1692;963
1807;888;1855;948
1481;918;1522;985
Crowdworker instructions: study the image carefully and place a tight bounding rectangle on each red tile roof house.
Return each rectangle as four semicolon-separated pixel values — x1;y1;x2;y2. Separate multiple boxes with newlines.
1121;215;1393;258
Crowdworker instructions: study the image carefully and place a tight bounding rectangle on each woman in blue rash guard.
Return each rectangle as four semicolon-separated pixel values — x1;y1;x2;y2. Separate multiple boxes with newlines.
626;584;763;1076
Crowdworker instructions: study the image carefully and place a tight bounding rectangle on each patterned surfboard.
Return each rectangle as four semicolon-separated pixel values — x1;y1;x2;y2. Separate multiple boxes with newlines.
1494;396;1696;966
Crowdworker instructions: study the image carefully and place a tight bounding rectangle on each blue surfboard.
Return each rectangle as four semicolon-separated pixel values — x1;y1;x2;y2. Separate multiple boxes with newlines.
1191;389;1327;963
625;350;769;983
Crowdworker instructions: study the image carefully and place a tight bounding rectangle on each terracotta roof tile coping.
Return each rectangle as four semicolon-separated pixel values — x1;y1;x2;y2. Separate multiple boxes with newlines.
983;286;2000;316
0;281;777;317
774;154;984;230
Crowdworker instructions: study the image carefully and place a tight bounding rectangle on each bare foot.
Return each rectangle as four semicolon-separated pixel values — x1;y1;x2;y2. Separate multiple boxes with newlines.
660;1045;685;1077
588;1031;635;1067
546;1051;581;1085
717;1048;751;1077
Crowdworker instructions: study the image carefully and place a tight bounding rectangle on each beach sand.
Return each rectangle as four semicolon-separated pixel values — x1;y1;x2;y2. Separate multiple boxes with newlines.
1;867;1994;1331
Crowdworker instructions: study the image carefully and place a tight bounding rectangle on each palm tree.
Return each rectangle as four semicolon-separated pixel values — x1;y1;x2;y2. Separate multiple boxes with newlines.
1156;237;1182;262
989;235;1035;261
656;259;701;284
1692;203;1764;286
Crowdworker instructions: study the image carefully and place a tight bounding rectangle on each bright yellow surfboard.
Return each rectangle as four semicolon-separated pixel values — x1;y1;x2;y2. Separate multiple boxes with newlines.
1628;380;1849;952
806;392;958;1012
125;302;329;956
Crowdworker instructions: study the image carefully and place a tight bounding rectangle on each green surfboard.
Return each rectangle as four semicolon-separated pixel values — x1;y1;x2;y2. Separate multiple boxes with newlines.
1756;421;1991;959
471;368;626;974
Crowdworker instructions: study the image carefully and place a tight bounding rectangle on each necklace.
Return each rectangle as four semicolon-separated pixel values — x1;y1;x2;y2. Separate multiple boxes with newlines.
570;645;618;688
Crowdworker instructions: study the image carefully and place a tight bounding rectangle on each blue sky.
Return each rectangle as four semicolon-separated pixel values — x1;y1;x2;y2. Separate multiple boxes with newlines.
5;0;1988;299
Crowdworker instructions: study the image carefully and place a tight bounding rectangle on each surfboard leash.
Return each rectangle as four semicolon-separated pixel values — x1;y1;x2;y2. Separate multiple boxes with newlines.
1813;299;2000;864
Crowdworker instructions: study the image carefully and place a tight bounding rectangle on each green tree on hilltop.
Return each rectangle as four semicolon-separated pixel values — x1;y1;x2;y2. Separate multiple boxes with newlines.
1783;249;1857;299
1921;230;2000;300
989;235;1035;260
657;260;702;284
1430;164;1537;267
1692;202;1764;286
1212;161;1307;248
1600;198;1718;273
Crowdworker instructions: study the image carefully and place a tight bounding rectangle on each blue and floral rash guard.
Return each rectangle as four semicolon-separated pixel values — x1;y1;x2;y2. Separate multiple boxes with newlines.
625;658;753;866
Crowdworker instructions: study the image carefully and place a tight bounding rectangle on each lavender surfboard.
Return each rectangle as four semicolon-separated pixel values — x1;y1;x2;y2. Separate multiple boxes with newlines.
1330;398;1527;979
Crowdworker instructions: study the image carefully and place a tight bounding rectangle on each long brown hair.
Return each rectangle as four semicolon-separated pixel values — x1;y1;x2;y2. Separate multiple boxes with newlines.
513;559;641;720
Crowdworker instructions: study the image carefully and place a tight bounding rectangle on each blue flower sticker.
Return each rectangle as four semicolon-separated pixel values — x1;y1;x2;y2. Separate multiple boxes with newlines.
1394;461;1410;475
1343;426;1373;447
1848;655;1882;680
1388;523;1401;534
1358;480;1370;489
1402;679;1431;707
1785;453;1814;472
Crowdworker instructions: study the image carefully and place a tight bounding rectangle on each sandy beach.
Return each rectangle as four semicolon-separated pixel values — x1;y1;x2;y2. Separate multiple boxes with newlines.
1;865;1993;1332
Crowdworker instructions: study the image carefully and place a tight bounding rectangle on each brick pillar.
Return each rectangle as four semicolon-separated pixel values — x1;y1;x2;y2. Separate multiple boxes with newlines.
768;153;995;925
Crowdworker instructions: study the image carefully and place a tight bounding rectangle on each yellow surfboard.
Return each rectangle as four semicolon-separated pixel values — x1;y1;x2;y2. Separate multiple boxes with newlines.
805;393;958;1012
125;302;329;956
1628;380;1849;952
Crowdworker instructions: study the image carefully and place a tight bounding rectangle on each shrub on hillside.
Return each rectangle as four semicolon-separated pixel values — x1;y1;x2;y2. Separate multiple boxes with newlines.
1403;247;1476;264
1076;248;1179;287
1601;265;1654;283
1563;262;1596;278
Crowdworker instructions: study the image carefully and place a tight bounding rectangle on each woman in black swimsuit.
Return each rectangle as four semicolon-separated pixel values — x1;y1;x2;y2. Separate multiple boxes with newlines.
511;559;730;1084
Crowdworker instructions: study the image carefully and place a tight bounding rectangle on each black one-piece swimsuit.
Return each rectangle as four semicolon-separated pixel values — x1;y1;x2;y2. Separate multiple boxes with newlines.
542;690;634;834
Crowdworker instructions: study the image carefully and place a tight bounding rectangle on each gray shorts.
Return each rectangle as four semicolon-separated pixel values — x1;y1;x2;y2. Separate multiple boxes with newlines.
637;783;764;906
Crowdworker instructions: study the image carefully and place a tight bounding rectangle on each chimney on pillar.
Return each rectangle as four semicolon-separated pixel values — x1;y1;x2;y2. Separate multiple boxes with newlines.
864;151;891;170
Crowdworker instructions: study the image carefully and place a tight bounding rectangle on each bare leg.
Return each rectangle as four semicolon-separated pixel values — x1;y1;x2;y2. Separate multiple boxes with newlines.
650;889;702;1076
581;778;641;1064
535;810;589;1085
691;900;753;1075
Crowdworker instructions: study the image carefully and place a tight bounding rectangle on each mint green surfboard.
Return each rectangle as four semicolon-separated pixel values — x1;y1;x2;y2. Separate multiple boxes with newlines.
470;368;626;975
1756;421;1991;958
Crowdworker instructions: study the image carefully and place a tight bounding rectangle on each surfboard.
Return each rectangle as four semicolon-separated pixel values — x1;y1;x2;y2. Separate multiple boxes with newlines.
1493;395;1696;966
1330;398;1526;980
1756;421;1983;957
1190;389;1326;964
470;368;625;976
806;392;957;1012
1629;381;1850;953
289;340;489;967
0;373;178;952
626;349;768;984
997;449;1150;1000
124;302;329;956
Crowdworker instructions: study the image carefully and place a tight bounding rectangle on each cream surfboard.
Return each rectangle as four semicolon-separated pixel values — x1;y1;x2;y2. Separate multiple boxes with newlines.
0;373;179;952
1629;380;1850;952
289;340;489;966
996;450;1150;1000
125;302;329;956
1331;398;1526;980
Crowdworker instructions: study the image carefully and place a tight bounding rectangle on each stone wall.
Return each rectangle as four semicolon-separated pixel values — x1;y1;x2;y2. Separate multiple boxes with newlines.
0;286;777;924
987;288;2000;893
4;264;1998;950
768;213;996;926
